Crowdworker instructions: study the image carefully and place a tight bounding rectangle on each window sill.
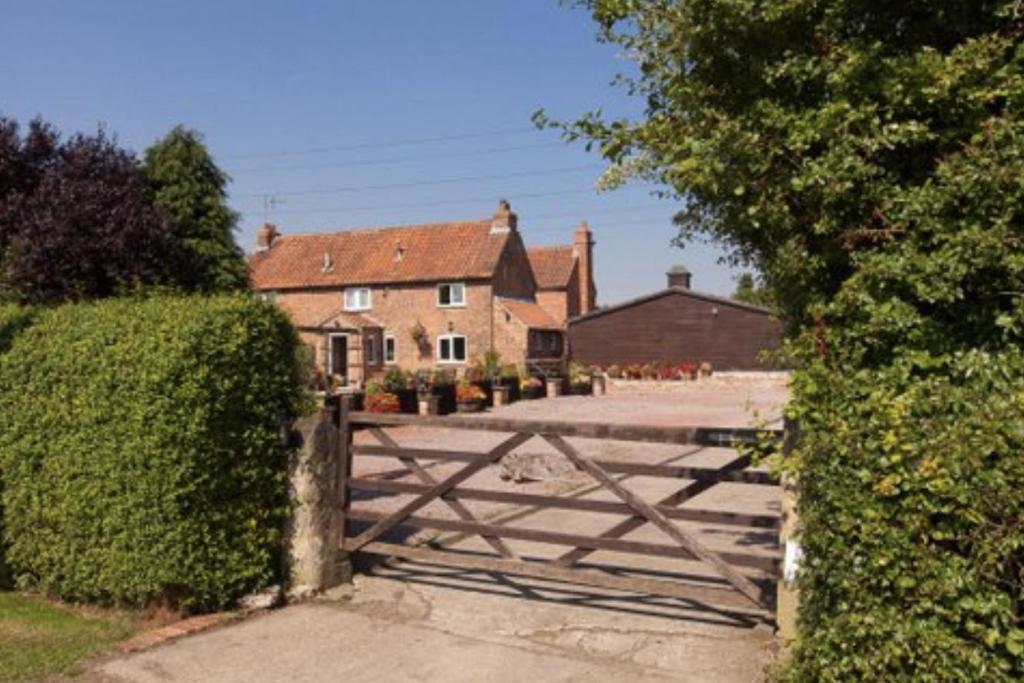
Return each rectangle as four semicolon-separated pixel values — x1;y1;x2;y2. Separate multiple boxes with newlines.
436;303;467;309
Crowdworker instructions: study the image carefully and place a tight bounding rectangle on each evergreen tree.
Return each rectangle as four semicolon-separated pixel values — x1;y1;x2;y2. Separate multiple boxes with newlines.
143;126;248;292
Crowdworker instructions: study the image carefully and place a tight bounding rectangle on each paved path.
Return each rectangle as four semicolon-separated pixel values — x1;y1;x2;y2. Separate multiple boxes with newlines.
93;378;786;683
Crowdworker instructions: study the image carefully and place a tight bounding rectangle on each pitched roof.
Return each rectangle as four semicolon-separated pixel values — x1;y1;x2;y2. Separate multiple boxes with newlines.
499;297;562;330
249;219;511;290
526;246;577;289
568;286;775;325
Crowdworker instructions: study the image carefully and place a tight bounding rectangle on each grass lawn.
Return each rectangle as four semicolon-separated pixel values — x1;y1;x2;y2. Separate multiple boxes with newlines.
0;591;134;681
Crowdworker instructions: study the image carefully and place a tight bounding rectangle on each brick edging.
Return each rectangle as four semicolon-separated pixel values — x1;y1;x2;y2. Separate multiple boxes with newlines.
116;611;239;653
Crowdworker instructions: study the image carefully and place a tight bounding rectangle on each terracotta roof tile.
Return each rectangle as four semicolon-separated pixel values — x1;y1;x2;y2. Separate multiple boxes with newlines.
249;219;509;290
527;246;576;289
499;298;562;330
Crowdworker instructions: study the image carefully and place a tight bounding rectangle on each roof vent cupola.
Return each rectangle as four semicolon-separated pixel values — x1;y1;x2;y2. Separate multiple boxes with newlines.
667;265;691;289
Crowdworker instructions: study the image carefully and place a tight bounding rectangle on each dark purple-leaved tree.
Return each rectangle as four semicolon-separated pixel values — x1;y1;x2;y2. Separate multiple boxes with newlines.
0;117;181;304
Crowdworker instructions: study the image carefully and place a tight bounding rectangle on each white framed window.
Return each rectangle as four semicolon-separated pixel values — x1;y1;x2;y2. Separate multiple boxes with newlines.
384;334;396;364
344;287;372;311
365;335;378;365
436;334;467;364
437;282;466;308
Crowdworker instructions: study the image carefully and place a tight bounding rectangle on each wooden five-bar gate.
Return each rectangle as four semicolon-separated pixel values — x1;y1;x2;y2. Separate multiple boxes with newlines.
336;405;784;619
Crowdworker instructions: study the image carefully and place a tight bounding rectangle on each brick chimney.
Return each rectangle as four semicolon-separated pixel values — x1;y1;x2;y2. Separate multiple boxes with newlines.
491;199;517;233
573;220;596;314
256;223;279;251
667;264;691;289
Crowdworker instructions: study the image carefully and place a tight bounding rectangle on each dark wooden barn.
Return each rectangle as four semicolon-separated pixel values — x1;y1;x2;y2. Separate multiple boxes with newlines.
567;266;783;371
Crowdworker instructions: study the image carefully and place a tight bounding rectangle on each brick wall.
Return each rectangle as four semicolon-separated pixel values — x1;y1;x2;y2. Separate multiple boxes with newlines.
277;280;498;375
492;232;537;300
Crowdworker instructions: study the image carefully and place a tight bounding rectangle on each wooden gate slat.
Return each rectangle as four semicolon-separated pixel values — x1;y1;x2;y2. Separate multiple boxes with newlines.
542;434;771;609
353;444;776;485
553;454;755;568
367;426;519;560
348;477;781;529
354;540;770;618
345;509;780;572
345;431;533;553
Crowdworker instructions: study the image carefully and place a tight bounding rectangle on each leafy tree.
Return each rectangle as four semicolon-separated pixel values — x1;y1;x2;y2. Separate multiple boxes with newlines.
547;2;1024;679
143;126;248;293
0;118;179;304
731;272;773;308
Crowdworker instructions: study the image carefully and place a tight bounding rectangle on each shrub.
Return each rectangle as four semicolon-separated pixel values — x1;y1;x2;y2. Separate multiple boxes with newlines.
0;304;37;589
0;294;304;610
605;364;622;379
782;351;1024;681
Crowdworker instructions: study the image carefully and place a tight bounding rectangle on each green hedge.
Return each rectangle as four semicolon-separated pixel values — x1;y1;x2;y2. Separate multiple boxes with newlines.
784;351;1024;681
0;294;304;610
0;304;37;589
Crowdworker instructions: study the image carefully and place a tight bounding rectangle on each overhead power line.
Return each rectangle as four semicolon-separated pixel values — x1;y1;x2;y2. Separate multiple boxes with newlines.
219;126;541;161
235;164;603;199
245;188;601;216
227;142;564;174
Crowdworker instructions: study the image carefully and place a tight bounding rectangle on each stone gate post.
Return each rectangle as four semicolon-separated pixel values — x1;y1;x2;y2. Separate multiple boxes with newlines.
283;406;352;599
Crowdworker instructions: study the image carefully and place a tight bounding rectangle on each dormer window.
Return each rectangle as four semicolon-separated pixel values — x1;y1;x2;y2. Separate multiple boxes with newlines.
437;282;466;308
344;287;372;311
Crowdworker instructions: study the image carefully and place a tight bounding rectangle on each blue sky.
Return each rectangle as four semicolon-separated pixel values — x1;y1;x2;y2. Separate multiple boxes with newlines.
1;1;742;302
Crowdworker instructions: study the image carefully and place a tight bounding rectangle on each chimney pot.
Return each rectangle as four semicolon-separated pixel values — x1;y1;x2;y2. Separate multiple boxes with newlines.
256;223;279;250
491;199;517;232
667;265;692;289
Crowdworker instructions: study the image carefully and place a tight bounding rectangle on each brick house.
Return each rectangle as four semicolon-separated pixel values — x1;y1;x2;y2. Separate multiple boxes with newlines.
249;200;596;386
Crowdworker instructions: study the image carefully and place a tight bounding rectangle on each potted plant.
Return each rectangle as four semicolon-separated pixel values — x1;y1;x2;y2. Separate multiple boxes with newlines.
456;380;486;413
520;376;544;400
382;366;417;412
430;367;457;414
699;361;714;378
568;361;592;395
500;364;522;402
364;382;401;413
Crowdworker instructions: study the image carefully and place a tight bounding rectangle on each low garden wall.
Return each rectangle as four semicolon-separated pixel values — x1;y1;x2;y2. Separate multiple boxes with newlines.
0;294;305;610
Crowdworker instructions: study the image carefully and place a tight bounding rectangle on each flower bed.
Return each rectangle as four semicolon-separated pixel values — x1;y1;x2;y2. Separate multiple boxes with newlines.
603;360;713;381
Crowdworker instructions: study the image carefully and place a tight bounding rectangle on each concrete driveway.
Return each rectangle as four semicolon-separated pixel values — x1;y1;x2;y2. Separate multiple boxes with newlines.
92;375;787;683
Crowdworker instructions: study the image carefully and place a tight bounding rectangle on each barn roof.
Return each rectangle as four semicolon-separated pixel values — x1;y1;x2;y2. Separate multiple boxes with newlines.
568;286;774;324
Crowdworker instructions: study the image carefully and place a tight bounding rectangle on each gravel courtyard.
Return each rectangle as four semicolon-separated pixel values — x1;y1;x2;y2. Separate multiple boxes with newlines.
95;373;790;683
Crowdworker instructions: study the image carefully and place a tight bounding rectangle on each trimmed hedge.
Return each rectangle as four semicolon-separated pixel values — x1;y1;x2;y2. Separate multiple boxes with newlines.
0;294;304;610
0;304;37;588
784;351;1024;681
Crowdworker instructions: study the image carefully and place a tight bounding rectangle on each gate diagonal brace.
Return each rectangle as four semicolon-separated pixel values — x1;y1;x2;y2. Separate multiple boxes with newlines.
368;426;520;560
542;434;769;609
553;453;752;568
346;431;534;553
